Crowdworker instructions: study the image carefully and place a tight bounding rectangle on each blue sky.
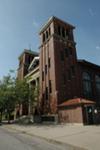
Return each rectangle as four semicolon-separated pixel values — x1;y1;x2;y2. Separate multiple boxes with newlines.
0;0;100;78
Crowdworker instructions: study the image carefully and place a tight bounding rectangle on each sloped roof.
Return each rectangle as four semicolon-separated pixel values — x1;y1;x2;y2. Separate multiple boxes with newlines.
19;49;39;59
78;59;100;69
58;98;95;107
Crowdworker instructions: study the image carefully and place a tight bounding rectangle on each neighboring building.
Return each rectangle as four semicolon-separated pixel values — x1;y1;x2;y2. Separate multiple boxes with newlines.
25;57;39;115
17;16;100;125
17;49;39;116
18;49;38;80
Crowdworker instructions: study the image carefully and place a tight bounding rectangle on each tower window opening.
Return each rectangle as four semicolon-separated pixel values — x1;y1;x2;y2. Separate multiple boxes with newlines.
49;27;51;36
43;33;45;42
63;74;66;84
68;69;71;80
62;27;65;38
46;31;48;39
65;48;69;57
69;47;73;55
42;71;44;81
60;51;64;61
71;66;75;76
58;26;61;36
48;57;51;68
49;80;52;93
46;87;48;100
45;65;47;74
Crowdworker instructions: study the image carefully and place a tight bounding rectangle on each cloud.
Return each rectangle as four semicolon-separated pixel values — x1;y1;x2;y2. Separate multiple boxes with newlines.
33;20;39;28
96;45;100;50
89;8;95;17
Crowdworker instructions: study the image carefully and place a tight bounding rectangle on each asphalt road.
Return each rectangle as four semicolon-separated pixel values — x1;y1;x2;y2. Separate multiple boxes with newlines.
0;126;69;150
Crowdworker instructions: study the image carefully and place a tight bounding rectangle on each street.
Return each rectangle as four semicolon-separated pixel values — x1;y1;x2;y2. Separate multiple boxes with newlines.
0;127;69;150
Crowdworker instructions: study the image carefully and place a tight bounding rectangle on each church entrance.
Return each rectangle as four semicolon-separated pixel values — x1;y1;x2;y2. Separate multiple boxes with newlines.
83;105;94;125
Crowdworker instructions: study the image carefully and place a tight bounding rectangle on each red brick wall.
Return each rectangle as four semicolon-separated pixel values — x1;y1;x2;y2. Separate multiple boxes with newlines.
58;106;83;123
39;17;78;115
39;26;58;114
39;17;100;117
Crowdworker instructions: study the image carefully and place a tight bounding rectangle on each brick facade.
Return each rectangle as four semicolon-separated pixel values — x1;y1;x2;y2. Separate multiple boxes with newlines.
17;16;100;124
39;16;79;115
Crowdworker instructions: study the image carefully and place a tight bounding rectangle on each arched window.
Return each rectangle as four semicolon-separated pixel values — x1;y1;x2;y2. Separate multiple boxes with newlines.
83;72;92;98
95;75;100;95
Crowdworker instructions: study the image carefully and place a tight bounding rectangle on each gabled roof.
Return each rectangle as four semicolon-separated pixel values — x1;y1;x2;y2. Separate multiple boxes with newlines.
58;98;95;107
78;59;100;69
18;49;39;59
28;57;39;71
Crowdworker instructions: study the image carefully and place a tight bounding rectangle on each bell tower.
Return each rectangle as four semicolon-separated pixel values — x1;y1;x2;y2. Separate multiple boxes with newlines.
18;49;38;80
39;16;77;115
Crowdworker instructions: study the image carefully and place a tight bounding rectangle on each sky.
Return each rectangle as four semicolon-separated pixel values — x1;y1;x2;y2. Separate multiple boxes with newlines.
0;0;100;78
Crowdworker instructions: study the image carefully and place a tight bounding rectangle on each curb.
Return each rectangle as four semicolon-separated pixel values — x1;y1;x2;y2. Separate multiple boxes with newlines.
3;125;87;150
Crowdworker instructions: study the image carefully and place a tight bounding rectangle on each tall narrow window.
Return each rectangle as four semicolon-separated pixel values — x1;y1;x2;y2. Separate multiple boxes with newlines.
83;72;92;98
43;33;45;42
95;75;100;100
95;75;100;91
68;69;71;80
71;66;75;76
42;71;44;81
42;93;45;100
49;27;51;36
48;57;51;68
68;30;73;41
45;65;47;74
65;48;69;57
46;31;48;39
66;30;69;39
49;80;52;93
69;47;73;55
60;51;64;61
46;87;48;100
62;27;65;38
63;74;66;84
58;26;61;36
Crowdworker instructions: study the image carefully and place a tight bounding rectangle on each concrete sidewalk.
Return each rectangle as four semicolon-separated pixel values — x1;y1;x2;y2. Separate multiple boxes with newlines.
3;124;100;150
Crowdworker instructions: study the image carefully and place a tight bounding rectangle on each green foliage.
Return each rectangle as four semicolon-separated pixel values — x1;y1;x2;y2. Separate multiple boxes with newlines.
0;74;16;122
0;71;39;122
15;79;30;104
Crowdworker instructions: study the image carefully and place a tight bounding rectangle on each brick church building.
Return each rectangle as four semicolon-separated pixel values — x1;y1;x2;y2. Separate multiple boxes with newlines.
17;16;100;125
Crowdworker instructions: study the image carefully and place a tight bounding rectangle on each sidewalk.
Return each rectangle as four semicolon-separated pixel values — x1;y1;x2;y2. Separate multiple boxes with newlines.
3;124;100;150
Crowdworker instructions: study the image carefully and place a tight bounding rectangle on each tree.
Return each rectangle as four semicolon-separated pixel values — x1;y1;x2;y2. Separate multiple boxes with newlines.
28;83;39;116
0;83;5;122
15;78;30;117
4;86;16;123
0;74;16;123
0;71;40;123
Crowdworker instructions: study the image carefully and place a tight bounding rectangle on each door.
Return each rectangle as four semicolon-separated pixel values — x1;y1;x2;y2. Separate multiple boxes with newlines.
86;106;94;125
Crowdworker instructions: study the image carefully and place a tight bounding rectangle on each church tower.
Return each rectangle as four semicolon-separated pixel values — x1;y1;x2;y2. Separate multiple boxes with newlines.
18;49;38;80
39;16;77;115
